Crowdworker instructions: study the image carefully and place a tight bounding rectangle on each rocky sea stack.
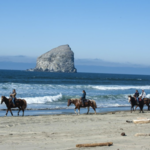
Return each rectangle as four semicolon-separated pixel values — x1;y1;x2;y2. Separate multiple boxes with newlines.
28;45;77;73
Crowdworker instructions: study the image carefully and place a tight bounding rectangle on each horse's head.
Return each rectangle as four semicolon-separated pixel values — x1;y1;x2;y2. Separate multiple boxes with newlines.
1;96;5;104
67;99;72;106
128;95;132;103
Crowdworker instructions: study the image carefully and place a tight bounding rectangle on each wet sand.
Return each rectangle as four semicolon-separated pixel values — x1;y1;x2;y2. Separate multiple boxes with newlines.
0;110;150;150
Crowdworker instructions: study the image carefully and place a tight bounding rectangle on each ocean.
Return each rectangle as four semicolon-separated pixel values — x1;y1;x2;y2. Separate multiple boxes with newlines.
0;70;150;116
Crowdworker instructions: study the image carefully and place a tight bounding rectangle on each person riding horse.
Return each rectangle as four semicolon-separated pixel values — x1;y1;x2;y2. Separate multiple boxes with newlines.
80;90;86;106
10;89;17;107
141;90;146;100
134;90;139;103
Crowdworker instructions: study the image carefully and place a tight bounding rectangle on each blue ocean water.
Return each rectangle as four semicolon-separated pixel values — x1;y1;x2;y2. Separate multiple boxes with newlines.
0;70;150;115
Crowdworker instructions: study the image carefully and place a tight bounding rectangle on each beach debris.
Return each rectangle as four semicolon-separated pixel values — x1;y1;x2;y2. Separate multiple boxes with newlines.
135;133;150;136
133;118;150;124
126;120;133;123
76;142;113;147
111;112;115;114
121;132;126;136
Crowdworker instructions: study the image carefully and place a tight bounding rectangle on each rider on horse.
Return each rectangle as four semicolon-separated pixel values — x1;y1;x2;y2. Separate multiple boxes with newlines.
140;89;146;100
10;89;17;107
80;90;86;106
134;90;139;103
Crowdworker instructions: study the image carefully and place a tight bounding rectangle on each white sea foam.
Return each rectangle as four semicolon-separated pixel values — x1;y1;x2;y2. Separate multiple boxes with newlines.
1;83;150;91
146;94;150;98
20;93;62;104
97;103;130;108
92;85;150;90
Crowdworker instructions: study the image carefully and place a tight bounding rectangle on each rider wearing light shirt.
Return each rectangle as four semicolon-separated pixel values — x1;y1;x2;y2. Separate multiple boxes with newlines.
10;89;17;107
141;90;146;100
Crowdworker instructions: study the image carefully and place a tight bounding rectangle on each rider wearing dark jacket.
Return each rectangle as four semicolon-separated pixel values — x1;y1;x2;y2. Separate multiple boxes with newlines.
134;90;139;97
134;90;139;102
81;90;86;106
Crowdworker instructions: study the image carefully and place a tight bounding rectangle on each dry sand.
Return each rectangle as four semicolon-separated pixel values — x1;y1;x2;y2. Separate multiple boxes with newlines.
0;110;150;150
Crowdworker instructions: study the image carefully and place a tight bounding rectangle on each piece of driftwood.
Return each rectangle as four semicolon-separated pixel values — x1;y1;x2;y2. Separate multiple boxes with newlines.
133;119;150;124
76;142;113;148
135;133;150;136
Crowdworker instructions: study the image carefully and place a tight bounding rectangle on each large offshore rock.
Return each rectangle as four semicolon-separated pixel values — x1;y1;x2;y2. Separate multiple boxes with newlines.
31;45;77;73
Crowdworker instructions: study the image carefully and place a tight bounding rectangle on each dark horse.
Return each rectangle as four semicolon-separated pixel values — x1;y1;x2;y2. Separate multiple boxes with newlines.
67;99;97;115
128;95;150;113
1;96;27;116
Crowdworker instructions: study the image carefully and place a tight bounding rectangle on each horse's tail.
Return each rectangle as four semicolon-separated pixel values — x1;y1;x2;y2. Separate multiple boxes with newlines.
22;100;27;110
90;100;97;108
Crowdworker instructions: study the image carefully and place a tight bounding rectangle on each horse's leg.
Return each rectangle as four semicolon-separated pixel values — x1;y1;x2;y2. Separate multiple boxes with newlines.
146;103;149;111
87;107;89;114
18;108;21;116
78;108;80;115
142;102;144;113
135;105;138;111
131;106;132;113
133;105;135;111
5;109;9;116
94;107;96;114
91;105;96;114
9;109;13;116
139;102;142;113
74;107;77;114
22;110;24;116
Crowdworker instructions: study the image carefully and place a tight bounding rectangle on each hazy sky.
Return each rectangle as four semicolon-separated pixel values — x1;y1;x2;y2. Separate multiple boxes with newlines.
0;0;150;65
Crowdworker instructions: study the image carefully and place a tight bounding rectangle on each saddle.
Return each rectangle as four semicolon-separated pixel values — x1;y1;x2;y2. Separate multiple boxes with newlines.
139;98;142;102
10;97;18;106
10;97;17;101
83;99;88;103
80;99;89;106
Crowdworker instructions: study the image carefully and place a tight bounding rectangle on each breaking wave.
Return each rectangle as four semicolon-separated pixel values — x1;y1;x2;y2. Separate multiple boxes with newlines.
92;85;150;90
20;93;62;104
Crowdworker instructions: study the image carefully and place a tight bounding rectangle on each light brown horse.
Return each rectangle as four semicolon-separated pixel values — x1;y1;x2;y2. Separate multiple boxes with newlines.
67;99;97;115
1;96;27;116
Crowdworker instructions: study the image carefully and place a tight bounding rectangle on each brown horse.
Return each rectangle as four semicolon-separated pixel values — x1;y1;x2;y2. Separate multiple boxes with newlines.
1;96;27;116
67;99;97;115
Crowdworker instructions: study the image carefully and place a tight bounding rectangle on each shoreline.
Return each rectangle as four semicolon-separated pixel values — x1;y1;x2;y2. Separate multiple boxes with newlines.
0;106;148;117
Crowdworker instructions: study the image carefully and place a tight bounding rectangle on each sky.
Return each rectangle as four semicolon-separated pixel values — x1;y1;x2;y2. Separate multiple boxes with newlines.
0;0;150;66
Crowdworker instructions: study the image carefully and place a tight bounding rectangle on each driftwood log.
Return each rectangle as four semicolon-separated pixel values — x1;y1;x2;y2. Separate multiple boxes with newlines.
135;133;150;136
76;142;113;148
133;119;150;124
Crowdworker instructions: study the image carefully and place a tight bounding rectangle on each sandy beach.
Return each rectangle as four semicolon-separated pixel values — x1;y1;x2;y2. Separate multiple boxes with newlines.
0;110;150;150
